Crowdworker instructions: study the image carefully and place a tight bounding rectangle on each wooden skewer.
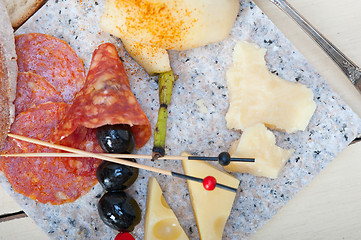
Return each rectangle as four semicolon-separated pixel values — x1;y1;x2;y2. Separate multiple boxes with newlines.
0;152;185;160
5;133;239;193
6;134;169;175
0;152;255;163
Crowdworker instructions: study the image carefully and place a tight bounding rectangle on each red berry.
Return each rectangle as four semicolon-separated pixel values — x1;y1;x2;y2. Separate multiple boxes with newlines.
114;232;135;240
203;176;217;191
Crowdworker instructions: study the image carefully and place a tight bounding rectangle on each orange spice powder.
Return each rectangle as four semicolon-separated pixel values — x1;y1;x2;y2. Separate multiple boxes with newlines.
115;0;195;49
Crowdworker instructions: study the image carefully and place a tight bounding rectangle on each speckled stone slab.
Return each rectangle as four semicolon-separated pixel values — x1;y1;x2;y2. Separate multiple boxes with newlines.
1;0;361;239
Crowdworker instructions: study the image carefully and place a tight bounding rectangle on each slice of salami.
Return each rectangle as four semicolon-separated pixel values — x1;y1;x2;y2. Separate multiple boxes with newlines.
14;72;63;115
15;33;86;104
0;102;102;205
52;43;151;149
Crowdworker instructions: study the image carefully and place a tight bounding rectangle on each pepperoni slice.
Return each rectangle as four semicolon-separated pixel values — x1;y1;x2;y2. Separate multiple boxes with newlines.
14;72;63;115
52;43;151;149
0;102;102;205
15;33;86;104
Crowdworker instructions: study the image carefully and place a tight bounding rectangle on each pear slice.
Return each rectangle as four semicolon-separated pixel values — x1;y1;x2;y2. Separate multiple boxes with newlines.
225;123;294;178
225;41;316;133
145;177;188;240
100;0;239;51
181;153;239;240
122;39;171;75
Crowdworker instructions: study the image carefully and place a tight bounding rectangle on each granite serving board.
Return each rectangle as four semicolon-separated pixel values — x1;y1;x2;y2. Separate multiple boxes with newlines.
1;0;361;239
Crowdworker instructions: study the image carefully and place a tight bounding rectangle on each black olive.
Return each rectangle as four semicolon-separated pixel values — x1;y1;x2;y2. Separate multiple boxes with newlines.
96;124;136;154
96;160;138;191
98;191;141;232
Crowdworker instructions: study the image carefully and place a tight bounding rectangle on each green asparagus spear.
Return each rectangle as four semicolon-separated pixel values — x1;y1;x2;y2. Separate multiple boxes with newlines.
152;70;175;159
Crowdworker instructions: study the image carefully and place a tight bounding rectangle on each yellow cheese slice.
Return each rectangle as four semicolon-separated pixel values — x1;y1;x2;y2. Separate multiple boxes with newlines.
181;154;239;240
225;41;316;133
145;177;189;240
225;123;294;178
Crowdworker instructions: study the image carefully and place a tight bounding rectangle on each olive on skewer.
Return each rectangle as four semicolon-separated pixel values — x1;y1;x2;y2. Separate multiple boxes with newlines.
96;124;136;154
98;191;141;232
96;160;139;192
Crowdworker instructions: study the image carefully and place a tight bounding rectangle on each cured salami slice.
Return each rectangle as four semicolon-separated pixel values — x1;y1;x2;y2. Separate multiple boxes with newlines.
0;102;102;205
52;43;151;149
14;72;63;115
15;33;86;104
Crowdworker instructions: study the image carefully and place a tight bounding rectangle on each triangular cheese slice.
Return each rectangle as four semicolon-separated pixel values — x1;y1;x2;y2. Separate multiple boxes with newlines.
181;154;240;240
145;177;189;240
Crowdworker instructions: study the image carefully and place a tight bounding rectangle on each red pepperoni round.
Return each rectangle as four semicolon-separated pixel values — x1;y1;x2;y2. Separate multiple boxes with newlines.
52;43;151;149
15;33;86;104
14;72;63;115
0;102;102;204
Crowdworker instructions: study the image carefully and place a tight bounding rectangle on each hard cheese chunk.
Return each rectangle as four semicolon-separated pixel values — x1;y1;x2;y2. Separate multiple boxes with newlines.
225;123;294;178
122;39;171;75
145;177;188;240
181;154;239;240
225;41;316;133
100;0;239;51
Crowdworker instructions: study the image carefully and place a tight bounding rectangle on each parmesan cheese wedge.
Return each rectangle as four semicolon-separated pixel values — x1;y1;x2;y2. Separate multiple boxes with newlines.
224;123;294;178
181;153;239;240
225;41;316;133
145;177;188;240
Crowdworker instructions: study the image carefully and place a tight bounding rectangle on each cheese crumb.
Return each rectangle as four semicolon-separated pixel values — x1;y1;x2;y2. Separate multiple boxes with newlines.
195;99;208;114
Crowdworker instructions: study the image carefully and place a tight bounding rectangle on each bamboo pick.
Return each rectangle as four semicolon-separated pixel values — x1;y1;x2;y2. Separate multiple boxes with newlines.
0;152;183;160
5;133;239;192
6;134;170;175
0;152;255;163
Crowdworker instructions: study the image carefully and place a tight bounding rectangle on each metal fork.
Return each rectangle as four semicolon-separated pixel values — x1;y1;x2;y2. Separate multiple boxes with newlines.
268;0;361;92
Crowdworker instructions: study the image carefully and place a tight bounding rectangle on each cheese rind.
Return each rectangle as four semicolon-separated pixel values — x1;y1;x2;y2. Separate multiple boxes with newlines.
225;41;316;133
145;177;188;240
181;153;239;240
225;123;294;178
